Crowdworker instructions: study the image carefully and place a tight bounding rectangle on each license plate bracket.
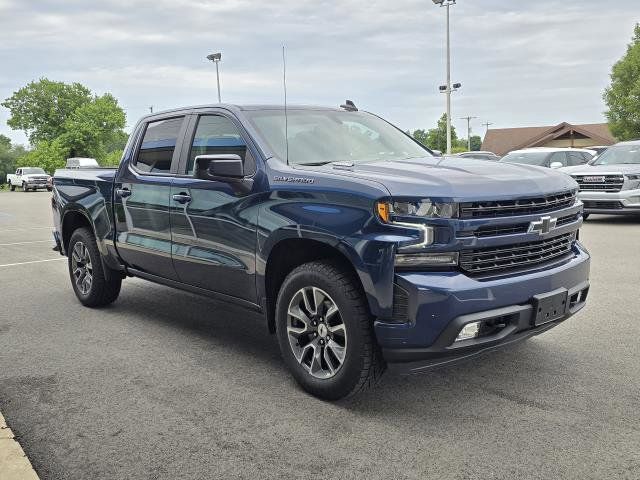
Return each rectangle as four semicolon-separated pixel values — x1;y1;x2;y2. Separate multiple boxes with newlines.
532;289;568;326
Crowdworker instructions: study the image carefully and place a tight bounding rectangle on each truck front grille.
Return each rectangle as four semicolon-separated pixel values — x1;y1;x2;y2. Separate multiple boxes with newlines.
459;232;576;274
459;191;575;219
583;200;624;210
573;174;624;192
473;212;580;238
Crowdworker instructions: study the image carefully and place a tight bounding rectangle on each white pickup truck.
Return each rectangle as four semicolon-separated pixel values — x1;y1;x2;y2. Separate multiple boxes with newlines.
6;167;52;192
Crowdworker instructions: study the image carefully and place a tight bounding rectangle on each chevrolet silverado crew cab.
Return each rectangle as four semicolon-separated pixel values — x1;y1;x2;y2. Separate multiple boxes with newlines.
7;167;52;191
559;140;640;218
51;103;591;400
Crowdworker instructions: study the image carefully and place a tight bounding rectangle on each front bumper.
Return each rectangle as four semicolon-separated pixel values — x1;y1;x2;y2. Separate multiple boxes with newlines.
375;243;590;373
579;188;640;215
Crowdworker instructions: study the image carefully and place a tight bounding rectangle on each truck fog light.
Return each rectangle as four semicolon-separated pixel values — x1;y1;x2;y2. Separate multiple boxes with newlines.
394;252;458;268
455;321;481;342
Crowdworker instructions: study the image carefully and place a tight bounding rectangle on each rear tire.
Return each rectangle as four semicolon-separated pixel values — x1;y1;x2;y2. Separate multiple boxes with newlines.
275;260;385;400
68;227;122;307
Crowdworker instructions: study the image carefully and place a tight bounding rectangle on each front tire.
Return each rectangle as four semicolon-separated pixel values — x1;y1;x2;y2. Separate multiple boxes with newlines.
582;213;590;221
68;227;122;307
10;183;15;191
275;261;385;400
22;182;28;192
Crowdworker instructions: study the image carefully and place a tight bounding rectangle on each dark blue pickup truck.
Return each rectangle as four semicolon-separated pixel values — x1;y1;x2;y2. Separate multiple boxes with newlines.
52;103;590;400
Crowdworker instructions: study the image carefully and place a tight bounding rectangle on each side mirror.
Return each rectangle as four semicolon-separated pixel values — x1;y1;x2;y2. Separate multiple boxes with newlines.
195;154;244;181
549;161;563;169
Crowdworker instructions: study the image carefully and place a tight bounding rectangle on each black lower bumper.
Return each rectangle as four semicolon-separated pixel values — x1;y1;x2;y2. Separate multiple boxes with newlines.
384;282;589;374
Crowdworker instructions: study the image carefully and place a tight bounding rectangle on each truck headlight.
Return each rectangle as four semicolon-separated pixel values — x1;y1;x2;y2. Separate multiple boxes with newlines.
388;200;458;219
377;200;459;267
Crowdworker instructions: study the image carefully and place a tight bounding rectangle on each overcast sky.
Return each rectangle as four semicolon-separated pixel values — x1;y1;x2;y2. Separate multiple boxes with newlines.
0;0;637;146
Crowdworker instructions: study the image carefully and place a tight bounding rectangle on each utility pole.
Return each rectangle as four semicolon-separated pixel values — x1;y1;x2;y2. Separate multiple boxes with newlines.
149;106;153;113
482;121;493;135
460;116;477;150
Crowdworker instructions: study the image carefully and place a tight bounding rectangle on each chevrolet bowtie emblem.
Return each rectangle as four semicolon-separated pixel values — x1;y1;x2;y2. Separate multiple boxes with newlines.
528;215;557;235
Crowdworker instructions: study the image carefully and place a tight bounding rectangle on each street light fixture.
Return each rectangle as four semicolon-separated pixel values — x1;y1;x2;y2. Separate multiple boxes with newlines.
433;0;460;155
206;52;222;103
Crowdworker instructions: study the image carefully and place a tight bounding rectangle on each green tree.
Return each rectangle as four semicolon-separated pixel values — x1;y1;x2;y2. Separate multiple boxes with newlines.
410;114;458;153
604;23;640;140
2;79;128;170
15;138;67;174
0;136;27;184
470;135;482;151
411;129;429;147
2;79;92;144
59;93;126;159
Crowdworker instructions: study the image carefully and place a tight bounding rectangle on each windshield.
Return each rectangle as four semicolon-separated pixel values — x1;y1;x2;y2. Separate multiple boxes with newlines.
592;145;640;165
244;109;430;166
22;168;46;175
501;151;549;166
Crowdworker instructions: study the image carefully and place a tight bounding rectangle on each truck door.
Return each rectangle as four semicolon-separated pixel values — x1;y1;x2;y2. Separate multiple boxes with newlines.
170;113;260;303
113;116;188;280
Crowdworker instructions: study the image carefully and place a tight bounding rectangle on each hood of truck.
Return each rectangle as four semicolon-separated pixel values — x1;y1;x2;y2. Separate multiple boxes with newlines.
559;164;640;175
301;157;578;200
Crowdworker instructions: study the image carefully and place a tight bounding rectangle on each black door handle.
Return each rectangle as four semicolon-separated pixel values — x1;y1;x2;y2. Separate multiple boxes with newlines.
172;193;192;204
116;188;131;198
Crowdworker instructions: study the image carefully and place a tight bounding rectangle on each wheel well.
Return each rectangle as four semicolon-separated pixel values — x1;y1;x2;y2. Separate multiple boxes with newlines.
62;211;92;254
264;238;362;333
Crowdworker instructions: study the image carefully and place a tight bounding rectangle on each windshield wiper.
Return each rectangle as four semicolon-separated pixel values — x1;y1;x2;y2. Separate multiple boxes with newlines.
297;161;333;166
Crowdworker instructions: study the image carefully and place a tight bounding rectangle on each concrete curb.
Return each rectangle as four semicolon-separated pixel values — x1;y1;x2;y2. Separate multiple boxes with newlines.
0;412;40;480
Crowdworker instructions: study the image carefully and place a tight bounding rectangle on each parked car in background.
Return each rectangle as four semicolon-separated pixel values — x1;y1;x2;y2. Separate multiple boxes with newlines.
457;151;501;161
501;148;595;169
6;167;52;191
66;157;100;169
51;103;590;400
559;140;640;218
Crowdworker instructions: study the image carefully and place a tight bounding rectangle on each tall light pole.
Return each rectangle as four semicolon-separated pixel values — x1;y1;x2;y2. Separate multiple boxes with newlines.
433;0;459;154
206;52;222;103
460;116;477;150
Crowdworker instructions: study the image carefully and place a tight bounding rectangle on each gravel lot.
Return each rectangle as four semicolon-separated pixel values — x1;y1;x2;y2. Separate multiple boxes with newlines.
1;190;639;480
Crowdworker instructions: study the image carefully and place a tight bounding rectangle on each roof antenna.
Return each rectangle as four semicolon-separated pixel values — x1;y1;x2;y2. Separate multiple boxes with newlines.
282;45;289;165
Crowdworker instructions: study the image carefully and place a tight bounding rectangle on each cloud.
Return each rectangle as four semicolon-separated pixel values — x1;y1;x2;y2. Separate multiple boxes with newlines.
0;0;637;145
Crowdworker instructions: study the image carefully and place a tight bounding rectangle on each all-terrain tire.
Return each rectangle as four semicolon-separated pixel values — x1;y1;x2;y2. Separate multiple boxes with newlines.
275;260;385;400
68;227;122;307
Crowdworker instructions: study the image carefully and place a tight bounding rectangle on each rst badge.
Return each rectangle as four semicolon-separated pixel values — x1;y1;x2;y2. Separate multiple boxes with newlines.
528;215;558;235
583;176;605;183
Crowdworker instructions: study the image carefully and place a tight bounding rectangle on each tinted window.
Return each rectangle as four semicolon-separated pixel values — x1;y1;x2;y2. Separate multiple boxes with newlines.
186;115;254;175
567;152;588;166
134;117;184;174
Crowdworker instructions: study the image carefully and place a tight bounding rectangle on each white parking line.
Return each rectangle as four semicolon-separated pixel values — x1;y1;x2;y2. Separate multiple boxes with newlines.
0;258;65;268
0;240;52;246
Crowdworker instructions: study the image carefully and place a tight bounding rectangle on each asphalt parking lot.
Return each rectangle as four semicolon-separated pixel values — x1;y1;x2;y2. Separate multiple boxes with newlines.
1;190;639;480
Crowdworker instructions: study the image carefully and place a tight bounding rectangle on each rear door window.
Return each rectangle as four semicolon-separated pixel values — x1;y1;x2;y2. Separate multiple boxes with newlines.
133;117;185;174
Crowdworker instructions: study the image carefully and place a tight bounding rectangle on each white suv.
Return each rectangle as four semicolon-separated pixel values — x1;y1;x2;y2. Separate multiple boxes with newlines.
559;140;640;218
